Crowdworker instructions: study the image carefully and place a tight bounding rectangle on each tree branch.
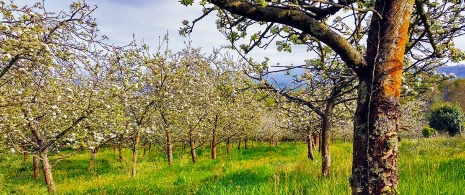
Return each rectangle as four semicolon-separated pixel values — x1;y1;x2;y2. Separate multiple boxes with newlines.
210;0;366;69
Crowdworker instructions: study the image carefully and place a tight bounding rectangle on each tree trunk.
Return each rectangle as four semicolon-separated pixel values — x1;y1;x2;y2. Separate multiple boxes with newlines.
226;137;231;154
132;130;140;177
118;143;123;162
166;130;173;165
88;146;100;171
321;100;335;177
211;129;217;160
269;135;273;147
33;154;40;179
244;138;248;149
306;134;315;160
40;150;56;194
118;135;124;162
189;130;197;163
112;143;116;153
237;138;241;150
22;146;28;161
351;0;414;194
313;133;319;149
148;142;152;152
182;141;187;153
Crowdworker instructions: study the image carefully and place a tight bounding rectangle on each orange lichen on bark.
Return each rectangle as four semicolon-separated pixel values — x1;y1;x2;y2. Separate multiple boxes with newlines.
382;0;414;98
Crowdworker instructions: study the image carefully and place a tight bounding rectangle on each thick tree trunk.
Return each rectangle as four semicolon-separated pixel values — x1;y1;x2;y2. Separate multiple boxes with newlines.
88;146;100;171
166;130;173;165
189;130;197;163
211;129;217;160
351;0;414;194
40;150;56;194
132;130;140;177
226;137;231;154
33;154;40;179
306;134;314;160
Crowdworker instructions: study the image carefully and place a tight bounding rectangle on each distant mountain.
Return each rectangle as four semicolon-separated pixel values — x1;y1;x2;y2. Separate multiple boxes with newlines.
266;64;465;88
436;64;465;78
265;69;305;88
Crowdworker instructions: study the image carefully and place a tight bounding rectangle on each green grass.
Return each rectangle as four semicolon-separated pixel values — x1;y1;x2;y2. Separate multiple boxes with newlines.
1;137;464;194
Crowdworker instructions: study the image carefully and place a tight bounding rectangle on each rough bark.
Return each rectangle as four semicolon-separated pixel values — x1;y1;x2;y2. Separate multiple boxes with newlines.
33;154;40;179
189;130;197;163
166;130;173;165
40;150;56;194
351;0;414;194
131;130;140;177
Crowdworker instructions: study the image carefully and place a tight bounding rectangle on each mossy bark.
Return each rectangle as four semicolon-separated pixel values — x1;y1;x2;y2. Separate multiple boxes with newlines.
351;0;414;194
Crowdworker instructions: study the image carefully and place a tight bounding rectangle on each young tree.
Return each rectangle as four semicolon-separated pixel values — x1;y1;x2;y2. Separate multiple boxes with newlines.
181;0;465;193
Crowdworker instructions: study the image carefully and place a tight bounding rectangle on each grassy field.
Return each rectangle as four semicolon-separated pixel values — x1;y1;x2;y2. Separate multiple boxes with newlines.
1;137;464;194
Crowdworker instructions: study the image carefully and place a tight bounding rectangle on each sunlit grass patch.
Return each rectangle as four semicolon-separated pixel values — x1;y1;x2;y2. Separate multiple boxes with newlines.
1;138;464;194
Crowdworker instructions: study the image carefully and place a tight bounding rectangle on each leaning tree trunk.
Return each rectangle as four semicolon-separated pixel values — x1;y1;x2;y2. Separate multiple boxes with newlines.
189;130;197;163
351;0;414;194
40;150;56;194
131;129;140;177
33;153;40;179
166;130;173;165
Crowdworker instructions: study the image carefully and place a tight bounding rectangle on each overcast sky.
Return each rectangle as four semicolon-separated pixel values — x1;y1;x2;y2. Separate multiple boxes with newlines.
43;0;465;66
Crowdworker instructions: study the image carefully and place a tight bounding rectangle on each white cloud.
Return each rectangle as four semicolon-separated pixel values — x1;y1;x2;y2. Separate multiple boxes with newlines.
29;1;465;67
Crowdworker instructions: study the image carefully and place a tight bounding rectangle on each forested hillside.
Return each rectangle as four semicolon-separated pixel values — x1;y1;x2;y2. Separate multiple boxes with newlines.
437;65;465;78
